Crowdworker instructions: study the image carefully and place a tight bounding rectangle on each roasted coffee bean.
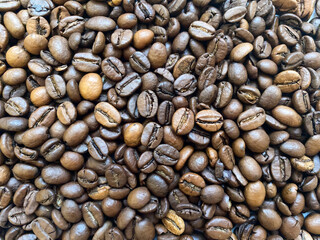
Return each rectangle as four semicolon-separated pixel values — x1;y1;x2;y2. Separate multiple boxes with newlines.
195;109;223;132
215;81;233;108
8;207;36;226
179;172;205;197
162;210;185;235
48;36;72;65
45;75;66;100
40;138;65;162
172;108;195;135
141;122;163;149
205;216;233;239
137;90;158;118
94;102;121;128
102;57;126;82
175;203;201;220
4;97;29;117
224;6;247;23
63;121;89;147
237;107;266;131
188;21;215;41
157;101;175;125
272;105;302;127
31;217;57;240
115;72;141;97
154;144;179;165
129;51;150;74
72;52;101;73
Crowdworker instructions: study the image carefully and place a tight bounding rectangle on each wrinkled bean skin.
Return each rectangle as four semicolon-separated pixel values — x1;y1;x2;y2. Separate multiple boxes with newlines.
0;0;318;239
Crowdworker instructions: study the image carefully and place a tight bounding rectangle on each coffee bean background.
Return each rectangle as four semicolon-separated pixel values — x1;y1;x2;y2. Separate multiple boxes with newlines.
0;0;320;239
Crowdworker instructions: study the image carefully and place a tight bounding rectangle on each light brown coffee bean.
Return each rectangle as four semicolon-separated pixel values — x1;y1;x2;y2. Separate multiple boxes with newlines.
162;210;185;236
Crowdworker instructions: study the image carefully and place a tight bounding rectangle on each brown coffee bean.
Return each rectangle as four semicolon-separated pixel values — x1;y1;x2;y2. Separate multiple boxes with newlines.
258;208;282;231
280;139;305;158
179;172;205;197
291;155;314;172
6;46;30;68
173;55;196;79
48;36;72;64
124;122;143;147
3;12;25;39
230;43;253;62
305;213;320;235
127;187;151;209
111;28;133;49
205;216;233;239
172;108;195;135
57;101;77;126
45;75;66;100
63;121;89;147
102;57;126;82
133;29;154;50
239;156;262;181
237;107;266;131
94;102;121;128
82;202;103;228
244;181;265;208
137;90;158;118
243;129;270;153
162;210;185;236
85;16;116;32
274;70;301;93
148;42;167;69
272;105;302;127
188;21;215;41
224;6;247;23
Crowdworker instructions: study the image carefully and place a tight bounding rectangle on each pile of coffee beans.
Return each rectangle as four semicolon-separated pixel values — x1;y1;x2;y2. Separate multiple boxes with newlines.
1;0;320;239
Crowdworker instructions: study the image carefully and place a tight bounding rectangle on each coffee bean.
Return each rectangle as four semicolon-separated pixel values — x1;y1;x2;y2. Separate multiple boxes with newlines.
4;97;29;117
94;102;121;128
237;107;266;131
8;207;35;226
129;51;150;74
45;74;66;100
102;57;125;82
88;137;109;161
278;24;300;46
162;210;185;235
179;172;205;197
115;72;141;97
85;16;116;32
244;181;266;208
135;0;155;23
188;21;215;41
205;216;233;239
272;105;302;127
137;90;158;118
31;217;57;240
230;42;253;62
141;122;163;149
195;109;223;132
157;101;175;125
133;29;154;50
82;202;103;228
172;108;195;135
57;101;77;126
274;70;301;93
111;29;133;49
258;208;282;231
72;52;101;73
48;36;72;65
